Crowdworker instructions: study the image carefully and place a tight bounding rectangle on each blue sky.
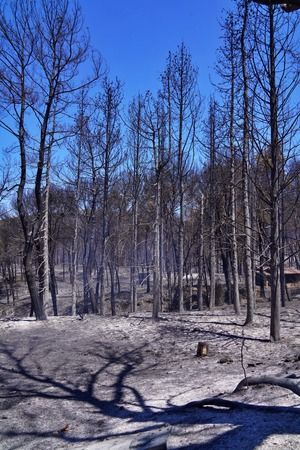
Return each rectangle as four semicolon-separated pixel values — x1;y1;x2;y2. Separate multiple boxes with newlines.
81;0;233;103
0;0;232;154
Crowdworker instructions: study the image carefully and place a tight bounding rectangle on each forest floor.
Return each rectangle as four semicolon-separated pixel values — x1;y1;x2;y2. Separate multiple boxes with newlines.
0;299;300;449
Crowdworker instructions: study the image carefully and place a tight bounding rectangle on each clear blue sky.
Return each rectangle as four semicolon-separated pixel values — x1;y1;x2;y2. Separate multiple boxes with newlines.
81;0;233;103
0;0;232;153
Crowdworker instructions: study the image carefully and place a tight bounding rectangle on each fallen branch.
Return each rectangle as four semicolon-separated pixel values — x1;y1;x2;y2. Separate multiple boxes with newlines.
234;376;300;397
178;397;300;413
175;375;300;414
182;397;254;410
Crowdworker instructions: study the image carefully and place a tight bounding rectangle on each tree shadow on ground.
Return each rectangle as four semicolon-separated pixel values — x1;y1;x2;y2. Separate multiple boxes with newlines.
256;311;300;326
0;340;299;449
159;322;270;345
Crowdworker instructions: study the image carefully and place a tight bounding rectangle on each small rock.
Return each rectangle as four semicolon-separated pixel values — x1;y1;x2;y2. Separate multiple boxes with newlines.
218;356;233;364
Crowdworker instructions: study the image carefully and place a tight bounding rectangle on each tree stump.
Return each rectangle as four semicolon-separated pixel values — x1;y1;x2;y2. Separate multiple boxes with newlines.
196;342;209;357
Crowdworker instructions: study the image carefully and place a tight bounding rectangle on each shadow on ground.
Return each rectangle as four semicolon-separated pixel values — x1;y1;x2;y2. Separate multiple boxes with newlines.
0;332;300;450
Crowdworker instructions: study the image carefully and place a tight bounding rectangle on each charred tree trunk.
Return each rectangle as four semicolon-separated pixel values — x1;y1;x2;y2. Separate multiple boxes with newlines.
24;244;46;319
229;46;240;314
268;5;281;342
241;0;255;325
197;193;204;311
145;226;151;294
108;262;116;316
130;198;138;313
49;243;58;316
153;172;161;320
209;101;216;310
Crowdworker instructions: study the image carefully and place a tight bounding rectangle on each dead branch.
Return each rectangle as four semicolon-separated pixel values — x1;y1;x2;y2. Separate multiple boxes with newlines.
234;376;300;396
179;396;300;413
177;375;300;413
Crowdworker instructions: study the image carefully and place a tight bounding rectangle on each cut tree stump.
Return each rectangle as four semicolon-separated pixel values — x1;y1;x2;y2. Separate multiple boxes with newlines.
196;342;209;357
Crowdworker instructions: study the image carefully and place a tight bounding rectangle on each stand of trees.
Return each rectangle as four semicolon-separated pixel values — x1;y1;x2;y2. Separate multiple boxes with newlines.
0;1;300;342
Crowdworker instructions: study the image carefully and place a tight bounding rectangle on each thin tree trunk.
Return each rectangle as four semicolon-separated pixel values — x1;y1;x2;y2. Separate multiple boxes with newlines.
209;102;216;311
8;263;16;306
153;172;161;320
230;101;240;314
130;199;138;313
159;214;164;312
241;0;254;325
41;173;50;317
115;266;121;295
222;251;232;305
62;247;66;282
258;223;266;298
178;192;184;313
145;226;151;293
109;262;116;316
279;186;285;307
2;264;10;304
268;5;281;341
49;255;58;316
197;193;204;310
82;236;88;314
71;221;79;316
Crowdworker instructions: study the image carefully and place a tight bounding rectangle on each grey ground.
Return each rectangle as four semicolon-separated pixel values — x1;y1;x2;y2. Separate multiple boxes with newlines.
0;303;300;449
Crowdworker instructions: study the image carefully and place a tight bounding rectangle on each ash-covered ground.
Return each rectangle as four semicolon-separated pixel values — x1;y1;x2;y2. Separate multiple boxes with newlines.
0;303;300;449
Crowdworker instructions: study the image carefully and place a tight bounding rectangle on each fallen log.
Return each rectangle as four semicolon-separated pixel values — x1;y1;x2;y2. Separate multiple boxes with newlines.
233;376;300;397
180;397;300;413
177;375;300;414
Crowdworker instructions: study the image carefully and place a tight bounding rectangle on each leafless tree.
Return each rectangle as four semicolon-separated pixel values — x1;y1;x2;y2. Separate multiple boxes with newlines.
142;93;168;319
215;11;241;314
96;77;123;316
161;43;200;312
0;0;99;319
240;0;256;325
127;95;147;313
250;2;300;340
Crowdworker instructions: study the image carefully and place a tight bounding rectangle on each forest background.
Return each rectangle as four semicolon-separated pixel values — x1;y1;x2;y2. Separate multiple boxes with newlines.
1;0;300;343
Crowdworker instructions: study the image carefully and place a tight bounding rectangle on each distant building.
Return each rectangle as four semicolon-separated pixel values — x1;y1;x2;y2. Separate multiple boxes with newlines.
256;266;300;286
